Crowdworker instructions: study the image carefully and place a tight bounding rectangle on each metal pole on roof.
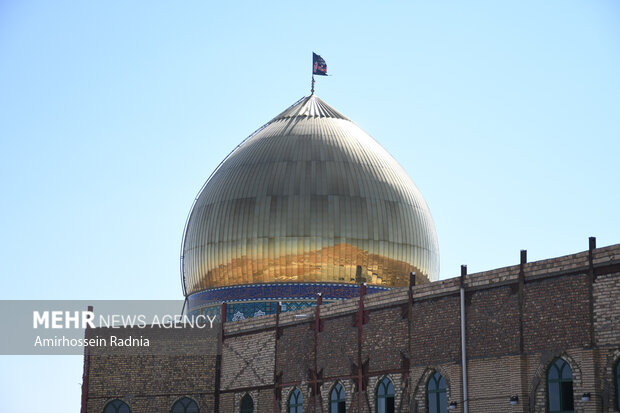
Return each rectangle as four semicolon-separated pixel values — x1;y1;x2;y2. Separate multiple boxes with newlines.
460;265;469;413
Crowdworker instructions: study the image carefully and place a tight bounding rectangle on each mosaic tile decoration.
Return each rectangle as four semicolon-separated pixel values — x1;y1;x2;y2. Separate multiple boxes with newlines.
188;282;389;307
187;282;390;322
194;300;318;322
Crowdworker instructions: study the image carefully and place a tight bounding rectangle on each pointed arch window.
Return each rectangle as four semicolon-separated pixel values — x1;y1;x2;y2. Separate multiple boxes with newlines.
288;388;303;413
103;399;130;413
329;382;346;413
426;372;447;413
171;397;199;413
376;376;395;413
240;394;254;413
547;358;574;413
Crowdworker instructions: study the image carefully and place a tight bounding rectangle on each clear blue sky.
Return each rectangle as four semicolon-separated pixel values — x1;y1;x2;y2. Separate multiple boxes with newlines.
1;1;619;411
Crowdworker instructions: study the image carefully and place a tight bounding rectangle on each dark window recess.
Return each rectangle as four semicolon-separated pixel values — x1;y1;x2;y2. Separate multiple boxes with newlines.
330;383;346;413
288;388;303;413
426;372;447;413
171;397;199;413
547;358;574;413
103;399;130;413
376;376;395;413
240;394;254;413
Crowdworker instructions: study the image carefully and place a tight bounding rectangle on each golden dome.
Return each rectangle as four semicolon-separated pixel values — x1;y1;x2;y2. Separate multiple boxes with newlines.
181;95;439;296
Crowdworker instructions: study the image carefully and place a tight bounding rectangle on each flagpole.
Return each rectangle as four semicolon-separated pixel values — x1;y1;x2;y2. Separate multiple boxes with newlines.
311;51;315;95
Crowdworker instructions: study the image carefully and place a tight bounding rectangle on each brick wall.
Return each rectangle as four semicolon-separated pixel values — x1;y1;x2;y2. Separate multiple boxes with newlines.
84;243;620;413
411;295;461;365
594;271;620;346
317;314;357;379
277;321;314;384
362;307;408;373
465;285;520;357
523;273;590;352
220;330;275;391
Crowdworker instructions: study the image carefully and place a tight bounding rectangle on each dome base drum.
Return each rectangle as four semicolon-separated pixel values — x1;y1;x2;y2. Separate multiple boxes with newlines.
187;282;390;321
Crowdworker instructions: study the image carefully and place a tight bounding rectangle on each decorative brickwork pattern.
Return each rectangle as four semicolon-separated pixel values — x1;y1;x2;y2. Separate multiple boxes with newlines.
221;331;275;390
466;285;520;357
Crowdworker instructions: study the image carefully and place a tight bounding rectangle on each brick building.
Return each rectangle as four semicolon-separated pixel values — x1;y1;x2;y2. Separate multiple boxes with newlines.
82;239;620;412
81;95;620;412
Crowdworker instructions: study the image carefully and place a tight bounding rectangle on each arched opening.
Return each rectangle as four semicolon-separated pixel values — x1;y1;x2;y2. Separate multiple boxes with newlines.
329;382;346;413
171;397;199;413
547;358;574;412
376;376;395;413
240;393;254;413
103;399;130;413
288;387;303;413
426;371;447;413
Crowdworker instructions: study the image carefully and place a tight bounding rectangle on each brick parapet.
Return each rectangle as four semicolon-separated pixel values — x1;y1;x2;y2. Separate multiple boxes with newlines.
593;271;620;346
221;244;620;337
593;243;620;265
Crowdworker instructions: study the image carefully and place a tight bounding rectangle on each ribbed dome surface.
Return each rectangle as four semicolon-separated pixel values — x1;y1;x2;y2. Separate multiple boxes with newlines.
182;95;439;295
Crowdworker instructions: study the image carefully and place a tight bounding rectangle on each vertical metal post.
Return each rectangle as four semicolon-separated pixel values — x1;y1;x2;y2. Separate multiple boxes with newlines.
273;302;282;413
588;237;596;347
313;293;323;413
221;302;227;330
587;237;601;411
460;266;469;413
215;302;227;413
405;273;415;411
518;250;527;354
357;284;367;412
80;305;93;413
518;250;528;412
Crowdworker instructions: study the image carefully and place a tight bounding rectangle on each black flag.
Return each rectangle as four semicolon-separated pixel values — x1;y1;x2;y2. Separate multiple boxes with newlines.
313;52;327;76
